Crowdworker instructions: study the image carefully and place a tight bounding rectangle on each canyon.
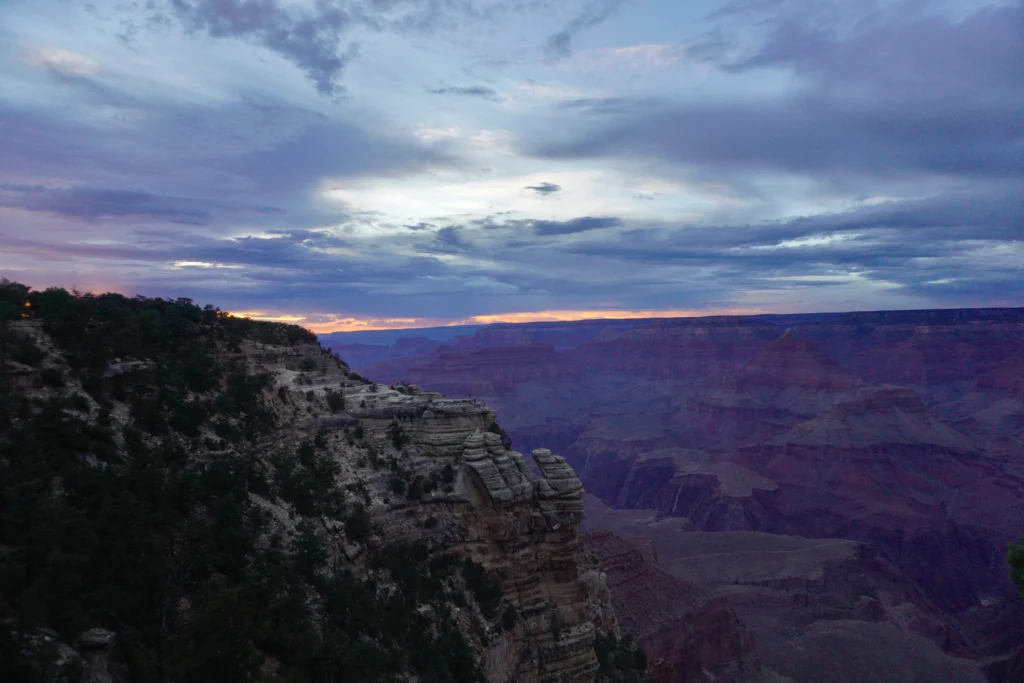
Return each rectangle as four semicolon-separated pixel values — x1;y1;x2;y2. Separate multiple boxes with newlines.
325;308;1024;682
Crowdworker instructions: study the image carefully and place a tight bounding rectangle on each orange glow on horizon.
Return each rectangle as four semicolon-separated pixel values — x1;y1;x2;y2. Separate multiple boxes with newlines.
228;311;308;323
464;307;761;325
281;306;767;334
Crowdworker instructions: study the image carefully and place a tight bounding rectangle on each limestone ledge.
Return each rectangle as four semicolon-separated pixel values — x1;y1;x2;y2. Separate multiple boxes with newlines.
262;352;603;683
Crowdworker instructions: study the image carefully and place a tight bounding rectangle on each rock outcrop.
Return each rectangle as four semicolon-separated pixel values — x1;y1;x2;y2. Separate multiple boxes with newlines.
448;437;598;682
281;365;605;683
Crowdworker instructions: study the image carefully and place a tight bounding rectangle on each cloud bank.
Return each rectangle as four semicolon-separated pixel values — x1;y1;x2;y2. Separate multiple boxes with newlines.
0;0;1019;328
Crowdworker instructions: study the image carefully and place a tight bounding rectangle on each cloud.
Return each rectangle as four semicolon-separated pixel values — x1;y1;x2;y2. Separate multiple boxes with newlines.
4;183;1020;322
227;121;445;196
555;97;664;115
0;184;283;225
559;186;1024;294
546;0;625;60
427;85;501;101
151;1;593;97
3;0;1021;322
435;226;469;250
0;80;444;225
23;47;99;74
530;216;622;235
525;182;562;195
578;43;688;69
161;0;359;96
530;4;1024;184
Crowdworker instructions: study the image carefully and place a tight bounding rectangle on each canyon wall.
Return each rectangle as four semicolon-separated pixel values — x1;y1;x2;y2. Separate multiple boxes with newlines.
249;341;609;682
330;308;1024;680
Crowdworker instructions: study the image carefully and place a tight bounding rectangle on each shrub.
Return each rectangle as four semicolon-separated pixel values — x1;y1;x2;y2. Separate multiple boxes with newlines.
69;393;90;413
41;367;64;387
344;504;372;542
406;476;424;501
387;419;408;449
169;400;208;438
502;605;518;631
462;559;502;619
390;475;407;496
1009;537;1024;596
325;388;345;413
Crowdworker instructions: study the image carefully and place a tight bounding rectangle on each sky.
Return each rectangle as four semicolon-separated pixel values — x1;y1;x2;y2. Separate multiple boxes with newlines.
0;0;1021;332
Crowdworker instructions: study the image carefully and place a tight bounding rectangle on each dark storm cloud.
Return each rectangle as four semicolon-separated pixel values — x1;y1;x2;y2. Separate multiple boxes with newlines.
525;182;562;195
427;85;501;101
434;226;469;251
226;121;445;196
264;229;350;248
1;222;529;318
0;92;429;196
0;184;283;225
547;186;1023;309
162;0;358;97
530;216;623;235
531;5;1024;182
152;1;583;97
6;184;1019;318
450;215;622;239
567;185;1023;262
0;75;444;239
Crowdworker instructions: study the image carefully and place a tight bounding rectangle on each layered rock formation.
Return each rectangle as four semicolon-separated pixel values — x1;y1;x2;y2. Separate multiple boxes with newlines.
328;307;1024;681
582;495;987;682
278;353;606;683
580;530;761;683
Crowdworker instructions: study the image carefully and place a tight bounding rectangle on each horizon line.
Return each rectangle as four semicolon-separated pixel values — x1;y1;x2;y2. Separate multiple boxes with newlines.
235;303;1024;335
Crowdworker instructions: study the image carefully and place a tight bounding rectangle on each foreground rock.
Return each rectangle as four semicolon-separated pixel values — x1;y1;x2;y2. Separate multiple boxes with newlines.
1;298;640;683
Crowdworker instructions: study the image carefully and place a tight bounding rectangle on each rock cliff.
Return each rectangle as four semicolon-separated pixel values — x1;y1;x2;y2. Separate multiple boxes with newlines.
0;289;638;683
218;341;608;682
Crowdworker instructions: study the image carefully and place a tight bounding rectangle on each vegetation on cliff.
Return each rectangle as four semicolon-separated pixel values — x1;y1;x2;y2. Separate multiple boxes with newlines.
0;281;490;682
1009;538;1024;596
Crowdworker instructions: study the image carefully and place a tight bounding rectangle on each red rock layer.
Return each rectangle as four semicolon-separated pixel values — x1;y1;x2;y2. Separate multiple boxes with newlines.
580;531;760;683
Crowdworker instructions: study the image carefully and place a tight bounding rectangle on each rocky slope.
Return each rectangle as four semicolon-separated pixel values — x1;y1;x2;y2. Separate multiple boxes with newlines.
0;285;648;683
579;530;763;683
582;495;987;683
